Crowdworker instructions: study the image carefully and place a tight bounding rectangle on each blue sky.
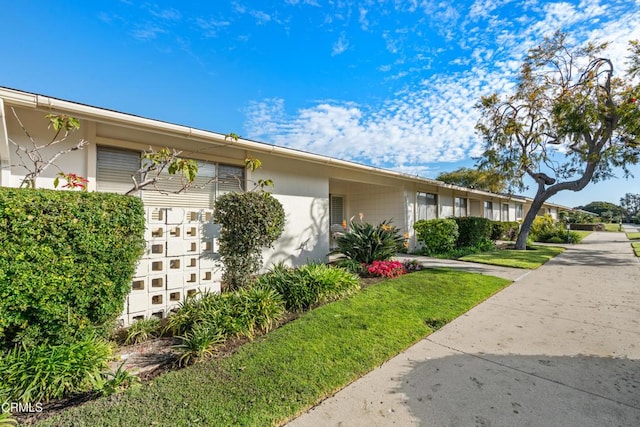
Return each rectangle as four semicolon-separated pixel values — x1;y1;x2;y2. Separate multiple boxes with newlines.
2;0;639;208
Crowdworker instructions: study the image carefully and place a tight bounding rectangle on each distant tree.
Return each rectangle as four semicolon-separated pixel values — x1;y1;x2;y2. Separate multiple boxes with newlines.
580;201;627;219
476;32;640;249
620;193;640;220
436;167;507;193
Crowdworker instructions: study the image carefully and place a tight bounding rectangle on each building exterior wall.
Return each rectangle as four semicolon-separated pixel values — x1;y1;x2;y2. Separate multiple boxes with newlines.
0;88;575;326
252;153;331;268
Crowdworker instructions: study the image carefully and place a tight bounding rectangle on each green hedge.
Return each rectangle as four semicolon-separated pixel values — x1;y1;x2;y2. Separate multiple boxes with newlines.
414;218;459;255
454;217;492;247
490;220;520;241
214;191;285;290
0;188;145;349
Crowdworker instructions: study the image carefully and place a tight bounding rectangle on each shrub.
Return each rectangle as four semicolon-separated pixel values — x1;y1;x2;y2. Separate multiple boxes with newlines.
0;336;111;403
124;317;162;345
364;260;405;278
98;362;140;397
330;219;404;264
228;287;286;337
174;324;226;366
414;218;459;255
256;263;360;312
454;217;492;247
214;191;285;290
165;288;285;341
0;188;146;349
536;226;584;244
529;214;555;241
334;258;364;275
490;221;519;241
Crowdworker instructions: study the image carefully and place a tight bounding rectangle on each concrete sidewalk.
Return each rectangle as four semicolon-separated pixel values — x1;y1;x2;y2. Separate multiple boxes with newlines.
287;232;640;426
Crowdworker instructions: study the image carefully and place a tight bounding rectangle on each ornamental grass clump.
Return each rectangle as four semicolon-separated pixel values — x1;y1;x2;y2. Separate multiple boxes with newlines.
255;263;360;312
0;336;111;403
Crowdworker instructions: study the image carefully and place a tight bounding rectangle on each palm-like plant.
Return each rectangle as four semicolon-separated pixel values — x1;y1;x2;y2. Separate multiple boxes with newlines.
330;219;404;264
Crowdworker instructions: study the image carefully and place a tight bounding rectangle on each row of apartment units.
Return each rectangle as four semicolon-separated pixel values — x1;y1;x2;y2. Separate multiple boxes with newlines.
0;87;569;324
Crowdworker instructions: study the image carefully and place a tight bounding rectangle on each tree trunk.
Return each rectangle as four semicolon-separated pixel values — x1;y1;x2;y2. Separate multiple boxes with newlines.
515;193;547;250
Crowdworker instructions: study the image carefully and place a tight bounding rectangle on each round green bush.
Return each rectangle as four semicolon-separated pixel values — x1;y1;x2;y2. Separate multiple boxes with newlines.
414;218;459;255
214;191;285;290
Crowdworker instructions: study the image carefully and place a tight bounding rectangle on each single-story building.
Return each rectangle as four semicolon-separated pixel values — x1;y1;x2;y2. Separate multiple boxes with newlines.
0;87;569;325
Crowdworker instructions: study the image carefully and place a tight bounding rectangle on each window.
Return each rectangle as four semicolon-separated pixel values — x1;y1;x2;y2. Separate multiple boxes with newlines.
417;192;437;220
330;195;345;229
515;203;523;219
96;146;141;194
455;197;467;217
484;201;493;219
502;203;509;221
96;146;244;208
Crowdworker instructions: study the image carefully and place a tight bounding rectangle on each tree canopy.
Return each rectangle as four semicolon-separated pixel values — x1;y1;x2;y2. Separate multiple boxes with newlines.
619;193;640;220
436;167;507;193
475;32;640;248
578;201;627;219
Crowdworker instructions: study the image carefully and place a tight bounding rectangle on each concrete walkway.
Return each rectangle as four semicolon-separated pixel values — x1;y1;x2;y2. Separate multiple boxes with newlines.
288;231;640;426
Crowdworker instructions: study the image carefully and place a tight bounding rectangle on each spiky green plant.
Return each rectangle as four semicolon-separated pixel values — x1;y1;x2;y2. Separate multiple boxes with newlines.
174;324;226;366
98;362;140;396
124;317;162;345
330;219;404;264
0;412;18;427
256;263;360;312
0;336;111;403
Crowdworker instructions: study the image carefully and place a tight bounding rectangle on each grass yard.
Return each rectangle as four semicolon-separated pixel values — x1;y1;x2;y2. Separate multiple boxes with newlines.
603;223;622;232
36;269;510;427
458;245;565;269
632;243;640;257
572;230;592;240
626;232;640;240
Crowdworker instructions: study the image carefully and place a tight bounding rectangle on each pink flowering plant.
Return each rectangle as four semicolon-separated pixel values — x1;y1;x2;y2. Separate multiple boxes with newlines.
364;260;406;278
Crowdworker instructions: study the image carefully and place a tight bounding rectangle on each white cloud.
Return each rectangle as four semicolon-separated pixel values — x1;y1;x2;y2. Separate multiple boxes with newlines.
243;0;640;177
359;7;370;30
149;8;181;21
244;66;506;171
131;25;166;40
332;33;349;56
195;18;232;37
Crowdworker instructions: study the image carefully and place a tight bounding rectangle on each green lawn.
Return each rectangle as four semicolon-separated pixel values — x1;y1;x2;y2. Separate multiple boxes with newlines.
36;270;510;427
604;223;622;232
458;245;565;269
626;232;640;240
632;243;640;257
572;230;592;240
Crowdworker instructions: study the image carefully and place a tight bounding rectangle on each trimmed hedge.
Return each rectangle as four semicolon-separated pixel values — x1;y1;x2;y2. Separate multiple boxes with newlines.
414;218;459;255
454;216;492;247
0;188;145;349
213;191;285;290
490;220;520;241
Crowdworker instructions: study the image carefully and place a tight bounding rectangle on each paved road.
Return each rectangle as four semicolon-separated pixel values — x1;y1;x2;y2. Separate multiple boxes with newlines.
287;231;640;426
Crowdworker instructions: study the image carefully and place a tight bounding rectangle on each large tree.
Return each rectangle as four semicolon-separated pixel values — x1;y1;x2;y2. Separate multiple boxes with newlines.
476;32;640;249
619;193;640;220
436;167;507;193
579;201;627;219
